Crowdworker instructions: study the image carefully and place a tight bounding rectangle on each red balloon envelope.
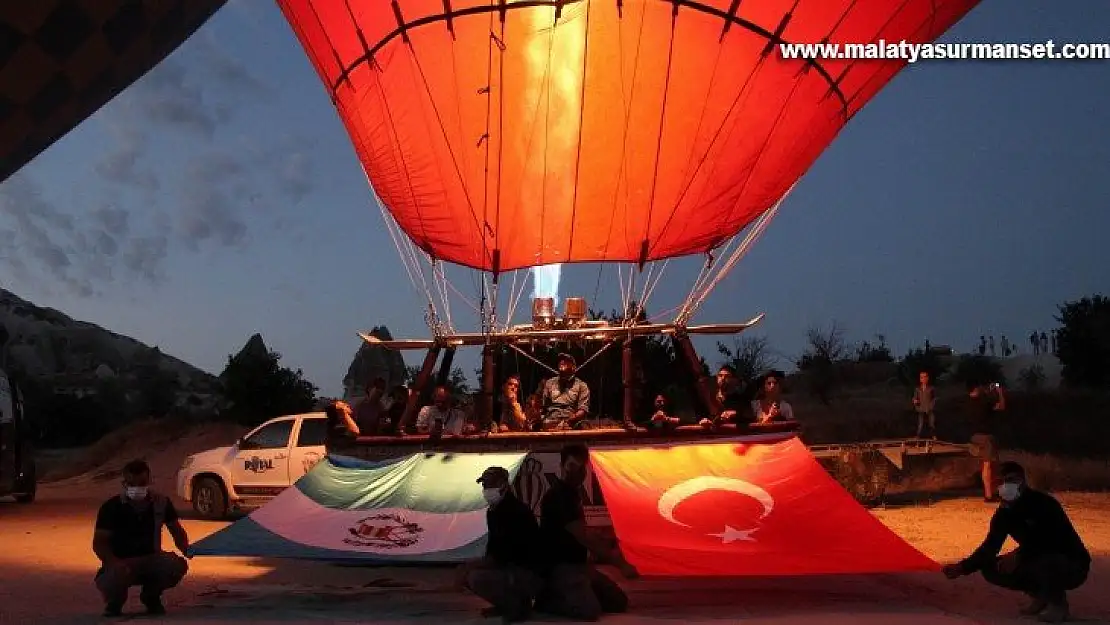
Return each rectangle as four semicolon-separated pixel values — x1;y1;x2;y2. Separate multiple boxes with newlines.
278;0;980;271
589;438;939;576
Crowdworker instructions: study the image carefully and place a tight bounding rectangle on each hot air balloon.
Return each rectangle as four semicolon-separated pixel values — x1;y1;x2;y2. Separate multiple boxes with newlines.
0;0;226;184
275;0;981;429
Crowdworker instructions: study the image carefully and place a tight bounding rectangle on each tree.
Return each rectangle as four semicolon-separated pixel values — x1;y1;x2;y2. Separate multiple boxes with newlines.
219;343;318;426
716;336;776;382
855;334;894;363
1055;295;1110;389
952;354;1005;388
797;322;849;405
897;346;947;386
406;365;471;397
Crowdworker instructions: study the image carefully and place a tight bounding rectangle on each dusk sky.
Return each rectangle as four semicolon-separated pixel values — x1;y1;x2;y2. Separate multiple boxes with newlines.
1;1;1107;397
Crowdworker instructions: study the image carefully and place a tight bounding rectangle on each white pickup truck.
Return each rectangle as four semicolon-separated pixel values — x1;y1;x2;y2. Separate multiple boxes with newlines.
176;412;328;520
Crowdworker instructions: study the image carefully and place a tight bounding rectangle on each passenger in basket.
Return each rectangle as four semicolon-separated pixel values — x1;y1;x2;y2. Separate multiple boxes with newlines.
93;460;191;617
942;461;1090;623
537;354;590;430
458;466;545;623
535;444;638;621
752;370;794;424
355;377;385;434
415;385;467;435
324;400;360;454
499;375;529;432
699;365;751;428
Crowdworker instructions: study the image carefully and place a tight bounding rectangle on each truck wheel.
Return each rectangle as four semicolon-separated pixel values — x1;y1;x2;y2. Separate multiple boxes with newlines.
192;477;228;520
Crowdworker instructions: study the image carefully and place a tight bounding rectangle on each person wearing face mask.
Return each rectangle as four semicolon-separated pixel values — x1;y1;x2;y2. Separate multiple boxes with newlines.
457;466;544;623
92;459;191;617
942;462;1090;623
534;444;637;621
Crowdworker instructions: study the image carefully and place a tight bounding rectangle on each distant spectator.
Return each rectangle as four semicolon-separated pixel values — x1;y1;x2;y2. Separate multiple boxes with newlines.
912;371;937;439
966;380;1006;502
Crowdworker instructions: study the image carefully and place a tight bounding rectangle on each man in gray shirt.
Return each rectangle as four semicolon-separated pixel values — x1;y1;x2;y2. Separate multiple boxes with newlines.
537;353;590;430
912;370;937;439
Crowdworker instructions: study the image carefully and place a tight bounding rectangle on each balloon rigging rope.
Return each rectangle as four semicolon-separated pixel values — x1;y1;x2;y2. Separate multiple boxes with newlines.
677;183;792;325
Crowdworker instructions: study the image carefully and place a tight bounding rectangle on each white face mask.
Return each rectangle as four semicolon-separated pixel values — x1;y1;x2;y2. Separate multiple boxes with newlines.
125;486;149;500
998;482;1021;502
482;487;503;506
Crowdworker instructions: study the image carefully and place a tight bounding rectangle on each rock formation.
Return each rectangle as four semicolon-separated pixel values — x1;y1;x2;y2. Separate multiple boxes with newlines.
342;326;407;402
0;287;216;391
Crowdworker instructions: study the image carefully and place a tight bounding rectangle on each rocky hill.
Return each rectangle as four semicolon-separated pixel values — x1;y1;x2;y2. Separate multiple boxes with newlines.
342;326;407;402
0;287;217;391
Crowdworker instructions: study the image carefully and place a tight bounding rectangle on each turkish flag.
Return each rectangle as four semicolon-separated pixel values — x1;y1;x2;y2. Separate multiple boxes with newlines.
589;438;938;576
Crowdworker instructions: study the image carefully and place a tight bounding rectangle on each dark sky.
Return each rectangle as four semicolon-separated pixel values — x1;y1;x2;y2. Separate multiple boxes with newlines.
0;1;1106;396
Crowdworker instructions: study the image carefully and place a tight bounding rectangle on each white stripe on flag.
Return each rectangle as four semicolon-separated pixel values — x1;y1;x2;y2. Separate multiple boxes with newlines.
250;487;488;555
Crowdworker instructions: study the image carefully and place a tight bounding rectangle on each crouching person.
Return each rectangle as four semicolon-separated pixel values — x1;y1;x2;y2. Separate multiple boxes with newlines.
942;461;1090;623
536;444;637;621
93;459;191;617
458;466;545;623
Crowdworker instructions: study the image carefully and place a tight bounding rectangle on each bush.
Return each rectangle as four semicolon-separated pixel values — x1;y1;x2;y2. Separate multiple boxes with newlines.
952;354;1005;387
897;347;948;386
1055;295;1110;389
1018;364;1046;391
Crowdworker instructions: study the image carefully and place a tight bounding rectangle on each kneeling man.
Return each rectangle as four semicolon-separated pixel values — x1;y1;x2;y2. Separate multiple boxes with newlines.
93;459;191;617
459;466;545;622
942;461;1090;623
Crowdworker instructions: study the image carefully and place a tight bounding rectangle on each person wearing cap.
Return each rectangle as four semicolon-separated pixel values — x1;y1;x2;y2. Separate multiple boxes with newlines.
536;353;590;431
457;466;544;623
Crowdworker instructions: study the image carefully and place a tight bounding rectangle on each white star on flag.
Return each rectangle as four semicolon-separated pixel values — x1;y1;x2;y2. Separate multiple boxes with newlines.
709;525;758;543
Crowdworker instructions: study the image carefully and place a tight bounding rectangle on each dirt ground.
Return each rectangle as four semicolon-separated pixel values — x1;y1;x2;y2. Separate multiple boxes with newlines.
2;483;1108;625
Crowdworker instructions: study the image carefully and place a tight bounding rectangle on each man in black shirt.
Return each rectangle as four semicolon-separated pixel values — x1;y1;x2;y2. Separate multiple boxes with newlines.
535;443;638;621
93;459;191;617
966;380;1005;501
943;462;1090;623
459;466;545;623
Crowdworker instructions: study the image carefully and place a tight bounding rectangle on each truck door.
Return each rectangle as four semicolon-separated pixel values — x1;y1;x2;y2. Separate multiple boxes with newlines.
231;418;295;495
288;416;327;483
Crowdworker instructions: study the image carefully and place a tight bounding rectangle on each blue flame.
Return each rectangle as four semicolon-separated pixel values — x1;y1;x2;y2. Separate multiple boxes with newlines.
532;264;562;306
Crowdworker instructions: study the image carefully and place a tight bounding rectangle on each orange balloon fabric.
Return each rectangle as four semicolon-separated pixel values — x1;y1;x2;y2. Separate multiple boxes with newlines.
589;437;939;576
278;0;980;272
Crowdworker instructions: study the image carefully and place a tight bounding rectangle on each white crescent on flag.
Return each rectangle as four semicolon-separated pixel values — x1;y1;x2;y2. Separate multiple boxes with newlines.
656;476;775;541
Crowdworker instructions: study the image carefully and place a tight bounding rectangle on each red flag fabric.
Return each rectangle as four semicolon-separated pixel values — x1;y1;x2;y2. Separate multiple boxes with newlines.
590;438;938;576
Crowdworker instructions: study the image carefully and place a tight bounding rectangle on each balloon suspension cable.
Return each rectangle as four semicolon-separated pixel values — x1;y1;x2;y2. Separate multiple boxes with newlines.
675;182;795;326
617;258;669;326
506;342;558;375
504;269;531;330
376;193;442;335
377;194;491;337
